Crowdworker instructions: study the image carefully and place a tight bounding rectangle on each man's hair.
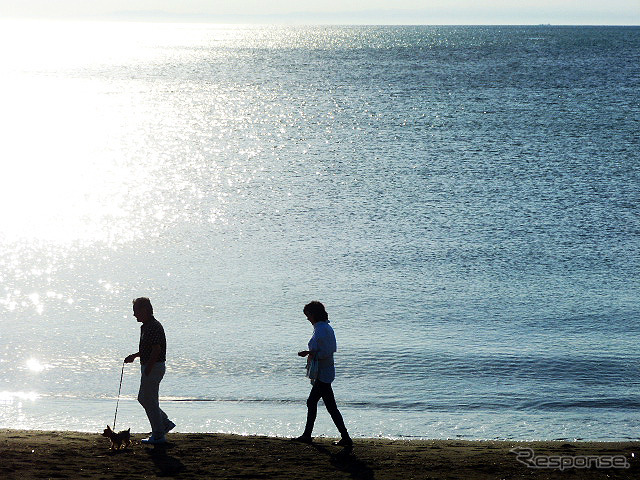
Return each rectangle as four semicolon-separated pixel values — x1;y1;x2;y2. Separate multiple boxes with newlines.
132;297;153;316
303;301;328;322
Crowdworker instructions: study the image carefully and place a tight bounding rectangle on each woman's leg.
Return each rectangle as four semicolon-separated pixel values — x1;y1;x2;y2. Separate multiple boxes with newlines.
302;381;323;437
318;382;349;438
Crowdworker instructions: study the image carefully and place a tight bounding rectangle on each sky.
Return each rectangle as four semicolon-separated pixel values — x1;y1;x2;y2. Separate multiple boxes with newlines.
0;0;638;24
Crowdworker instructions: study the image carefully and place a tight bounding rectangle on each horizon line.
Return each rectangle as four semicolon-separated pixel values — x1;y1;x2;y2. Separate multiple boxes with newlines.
2;16;639;27
1;9;639;27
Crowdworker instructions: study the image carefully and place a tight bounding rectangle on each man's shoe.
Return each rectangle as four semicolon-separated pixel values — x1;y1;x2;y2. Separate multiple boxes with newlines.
141;435;167;445
292;435;313;444
332;437;353;447
164;421;176;434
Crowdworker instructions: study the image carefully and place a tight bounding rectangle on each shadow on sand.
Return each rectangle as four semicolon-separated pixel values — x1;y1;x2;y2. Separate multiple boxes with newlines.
144;442;186;477
312;443;375;480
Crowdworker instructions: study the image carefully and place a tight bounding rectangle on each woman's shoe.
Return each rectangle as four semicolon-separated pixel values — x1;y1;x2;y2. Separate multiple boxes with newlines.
332;437;353;447
292;435;313;444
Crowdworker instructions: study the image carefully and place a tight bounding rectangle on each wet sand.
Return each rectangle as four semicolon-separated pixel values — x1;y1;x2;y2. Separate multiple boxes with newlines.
0;429;638;479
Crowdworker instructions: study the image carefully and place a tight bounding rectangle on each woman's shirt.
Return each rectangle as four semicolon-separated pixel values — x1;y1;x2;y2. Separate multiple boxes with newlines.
308;321;337;383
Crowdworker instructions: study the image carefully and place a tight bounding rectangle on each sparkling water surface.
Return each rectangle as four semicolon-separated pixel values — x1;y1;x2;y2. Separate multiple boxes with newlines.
0;21;639;440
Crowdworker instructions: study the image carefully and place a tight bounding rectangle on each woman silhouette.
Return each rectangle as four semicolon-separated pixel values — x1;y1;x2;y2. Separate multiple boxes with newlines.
295;301;352;446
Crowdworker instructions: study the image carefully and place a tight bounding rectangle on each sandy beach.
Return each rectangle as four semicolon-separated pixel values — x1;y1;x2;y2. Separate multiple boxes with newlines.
0;429;638;479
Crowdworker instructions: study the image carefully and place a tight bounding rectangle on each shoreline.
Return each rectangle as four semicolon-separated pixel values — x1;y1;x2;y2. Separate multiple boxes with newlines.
1;429;639;479
2;393;636;442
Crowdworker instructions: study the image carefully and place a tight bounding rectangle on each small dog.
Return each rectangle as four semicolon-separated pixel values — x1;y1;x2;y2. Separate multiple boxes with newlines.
102;425;131;450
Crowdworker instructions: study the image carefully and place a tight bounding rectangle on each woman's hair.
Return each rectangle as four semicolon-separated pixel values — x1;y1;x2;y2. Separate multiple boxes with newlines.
303;301;328;322
133;297;154;316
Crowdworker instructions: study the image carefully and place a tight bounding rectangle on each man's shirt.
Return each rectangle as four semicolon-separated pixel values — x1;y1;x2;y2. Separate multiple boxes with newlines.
139;318;167;365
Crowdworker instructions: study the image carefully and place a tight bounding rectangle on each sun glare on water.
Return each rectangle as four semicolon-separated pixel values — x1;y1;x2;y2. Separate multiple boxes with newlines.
0;391;39;402
0;20;164;246
0;75;135;245
26;358;47;372
0;20;248;247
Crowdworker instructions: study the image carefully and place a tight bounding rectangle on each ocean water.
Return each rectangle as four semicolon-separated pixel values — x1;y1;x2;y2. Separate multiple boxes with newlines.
0;21;638;441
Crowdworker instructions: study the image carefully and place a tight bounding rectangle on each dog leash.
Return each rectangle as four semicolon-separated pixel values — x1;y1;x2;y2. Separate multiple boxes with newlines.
113;360;125;431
